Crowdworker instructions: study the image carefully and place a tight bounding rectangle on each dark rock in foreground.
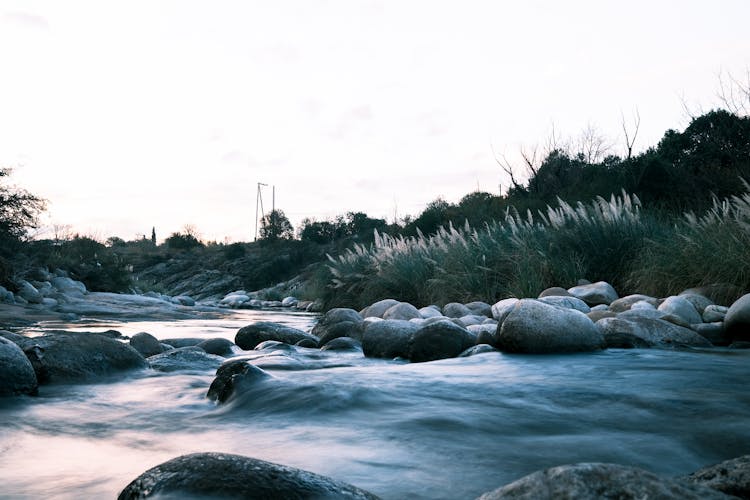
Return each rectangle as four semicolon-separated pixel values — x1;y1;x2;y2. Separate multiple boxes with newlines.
118;452;380;499
235;321;317;350
408;321;476;362
476;462;731;499
207;359;271;403
681;454;750;499
0;337;38;396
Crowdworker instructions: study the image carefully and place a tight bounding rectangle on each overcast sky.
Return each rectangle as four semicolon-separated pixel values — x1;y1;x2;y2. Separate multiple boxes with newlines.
1;1;749;243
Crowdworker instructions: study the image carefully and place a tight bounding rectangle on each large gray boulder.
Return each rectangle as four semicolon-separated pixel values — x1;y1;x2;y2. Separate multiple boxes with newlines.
117;452;379;499
443;302;473;318
235;322;317;350
567;281;619;306
312;308;365;344
537;296;591;313
495;299;604;354
407;321;476;363
148;346;225;373
678;292;714;315
362;299;400;319
0;337;38;396
129;332;165;357
10;332;146;383
465;301;493;317
476;462;730;499
658;296;703;325
681;454;750;499
361;320;420;359
383;302;421;321
597;317;712;348
725;293;750;343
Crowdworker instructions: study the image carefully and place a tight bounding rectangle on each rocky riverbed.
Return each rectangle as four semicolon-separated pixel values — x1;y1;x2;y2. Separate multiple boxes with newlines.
1;280;750;498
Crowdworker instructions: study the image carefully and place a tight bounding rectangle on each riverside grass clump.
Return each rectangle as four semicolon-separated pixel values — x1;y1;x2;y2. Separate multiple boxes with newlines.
321;192;665;310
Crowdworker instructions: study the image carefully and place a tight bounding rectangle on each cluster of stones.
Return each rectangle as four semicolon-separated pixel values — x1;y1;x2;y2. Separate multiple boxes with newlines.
0;270;87;307
117;451;749;499
218;290;323;312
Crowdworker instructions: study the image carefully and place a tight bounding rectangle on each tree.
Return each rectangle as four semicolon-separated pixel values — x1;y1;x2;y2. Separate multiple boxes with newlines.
0;168;45;249
259;209;294;242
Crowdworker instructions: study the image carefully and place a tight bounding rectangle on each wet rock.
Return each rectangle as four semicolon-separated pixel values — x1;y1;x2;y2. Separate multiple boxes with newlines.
408;321;476;363
148;346;225;372
567;281;619;306
295;338;318;348
597;317;712;348
321;336;362;351
681;454;750;498
491;298;519;322
538;286;572;298
161;337;204;348
703;305;728;323
117;452;380;499
476;462;730;499
12;332;146;383
362;298;400;319
362;320;420;359
658;296;702;325
495;299;604;354
465;301;493;317
537;296;591;313
255;340;296;351
207;359;271;403
459;344;497;357
235;321;317;350
129;332;165;357
383;302;421;321
0;337;38;396
725;293;750;343
197;337;236;356
443;302;473;318
609;294;659;313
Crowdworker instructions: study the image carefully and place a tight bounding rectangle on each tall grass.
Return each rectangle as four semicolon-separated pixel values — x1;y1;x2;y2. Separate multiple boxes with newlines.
320;192;676;309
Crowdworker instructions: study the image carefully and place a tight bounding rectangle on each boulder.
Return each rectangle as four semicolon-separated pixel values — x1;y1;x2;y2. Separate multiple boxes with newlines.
567;281;619;305
320;337;362;351
495;299;604;354
703;305;728;323
117;452;379;499
693;323;729;346
443;302;473;318
681;454;750;499
362;320;420;359
295;338;318;348
725;293;750;343
0;337;38;396
362;299;400;319
538;286;571;298
597;317;713;348
658;296;703;325
491;298;519;322
477;462;730;499
129;332;165;357
16;280;43;304
459;344;497;357
609;294;659;313
312;308;365;344
408;321;476;363
0;285;14;303
465;301;493;317
197;337;236;356
631;300;657;310
148;346;225;373
678;292;714;314
419;306;443;319
50;276;87;295
207;359;272;403
618;308;692;328
537;296;591;313
12;332;146;383
383;302;421;321
587;310;617;323
235;322;317;350
281;296;298;307
457;314;486;327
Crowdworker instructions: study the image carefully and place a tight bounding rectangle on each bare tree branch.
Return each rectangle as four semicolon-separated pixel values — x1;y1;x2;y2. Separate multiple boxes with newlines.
621;107;641;160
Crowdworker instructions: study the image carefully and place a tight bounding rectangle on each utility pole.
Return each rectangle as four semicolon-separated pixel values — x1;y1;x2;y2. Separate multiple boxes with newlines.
255;182;267;241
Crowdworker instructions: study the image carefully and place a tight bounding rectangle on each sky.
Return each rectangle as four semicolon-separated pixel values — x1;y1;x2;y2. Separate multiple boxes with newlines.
1;1;749;243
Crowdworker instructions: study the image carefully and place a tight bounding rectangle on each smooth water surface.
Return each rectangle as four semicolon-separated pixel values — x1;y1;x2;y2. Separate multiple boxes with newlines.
2;310;750;499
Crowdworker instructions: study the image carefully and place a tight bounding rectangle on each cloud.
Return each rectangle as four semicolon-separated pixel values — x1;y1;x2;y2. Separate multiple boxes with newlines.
2;11;50;31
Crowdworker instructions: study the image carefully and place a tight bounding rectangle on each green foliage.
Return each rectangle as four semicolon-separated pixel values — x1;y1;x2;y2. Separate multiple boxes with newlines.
298;212;387;244
165;231;203;250
259;209;294;242
0;168;46;257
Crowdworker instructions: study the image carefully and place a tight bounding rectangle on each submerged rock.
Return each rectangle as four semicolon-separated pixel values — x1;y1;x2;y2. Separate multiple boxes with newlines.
117;452;380;499
459;344;497;357
0;337;38;396
207;359;272;403
476;462;730;499
235;321;317;350
129;332;164;357
681;454;750;499
148;346;225;373
197;337;236;356
495;299;604;354
320;336;362;351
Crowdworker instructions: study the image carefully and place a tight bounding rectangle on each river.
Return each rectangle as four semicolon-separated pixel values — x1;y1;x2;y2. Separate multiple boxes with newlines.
1;309;749;499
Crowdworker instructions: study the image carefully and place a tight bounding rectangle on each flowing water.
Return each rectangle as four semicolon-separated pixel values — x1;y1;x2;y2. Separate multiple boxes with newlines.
2;309;750;499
